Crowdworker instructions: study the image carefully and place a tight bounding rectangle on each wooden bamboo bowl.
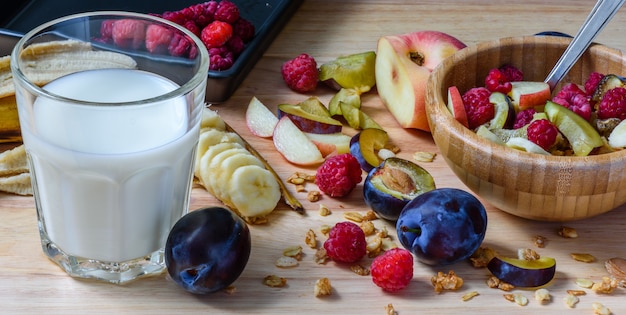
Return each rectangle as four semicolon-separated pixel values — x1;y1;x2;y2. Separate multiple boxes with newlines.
425;35;626;221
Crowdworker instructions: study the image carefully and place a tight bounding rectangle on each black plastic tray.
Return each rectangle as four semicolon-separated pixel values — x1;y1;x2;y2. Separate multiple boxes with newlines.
0;0;303;103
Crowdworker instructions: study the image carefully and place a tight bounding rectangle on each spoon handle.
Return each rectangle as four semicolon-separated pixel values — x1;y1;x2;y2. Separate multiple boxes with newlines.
544;0;625;90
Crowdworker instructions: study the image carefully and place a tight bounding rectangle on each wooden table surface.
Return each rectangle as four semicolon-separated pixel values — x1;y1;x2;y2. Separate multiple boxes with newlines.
2;0;626;314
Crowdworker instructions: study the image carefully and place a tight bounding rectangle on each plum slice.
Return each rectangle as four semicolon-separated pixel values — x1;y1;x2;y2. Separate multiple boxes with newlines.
487;256;556;287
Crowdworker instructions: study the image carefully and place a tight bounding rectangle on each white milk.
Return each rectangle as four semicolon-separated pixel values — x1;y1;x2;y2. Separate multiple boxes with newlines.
22;69;199;262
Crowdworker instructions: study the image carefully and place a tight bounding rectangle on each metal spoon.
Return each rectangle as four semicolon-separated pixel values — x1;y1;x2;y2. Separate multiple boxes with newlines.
544;0;625;90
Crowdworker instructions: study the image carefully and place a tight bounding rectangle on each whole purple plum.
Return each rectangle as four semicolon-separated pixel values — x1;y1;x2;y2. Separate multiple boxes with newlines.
396;188;487;265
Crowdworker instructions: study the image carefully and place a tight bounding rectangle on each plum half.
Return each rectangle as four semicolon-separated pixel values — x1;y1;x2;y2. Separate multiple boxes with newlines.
363;157;435;221
487;256;556;287
396;188;487;266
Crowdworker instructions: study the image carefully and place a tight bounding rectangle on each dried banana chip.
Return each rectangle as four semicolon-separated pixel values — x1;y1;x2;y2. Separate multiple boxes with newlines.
0;172;32;195
1;40;137;98
0;55;12;98
20;40;137;86
0;144;28;176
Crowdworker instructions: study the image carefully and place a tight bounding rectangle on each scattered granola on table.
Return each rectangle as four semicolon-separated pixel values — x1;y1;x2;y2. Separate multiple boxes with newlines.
558;226;578;238
314;278;332;297
431;270;463;293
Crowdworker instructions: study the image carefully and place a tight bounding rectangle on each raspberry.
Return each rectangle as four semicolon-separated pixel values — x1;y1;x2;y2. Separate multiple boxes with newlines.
281;53;319;93
513;108;536;129
323;221;367;263
552;83;592;120
485;68;512;94
99;20;115;41
190;1;216;28
314;153;362;197
462;87;494;129
233;18;255;43
145;24;173;54
227;36;245;56
215;0;240;24
597;87;626;120
162;11;187;25
183;20;201;37
168;33;192;57
209;47;235;71
111;19;146;49
370;248;414;292
499;64;523;82
527;119;558;151
584;72;604;96
201;20;233;49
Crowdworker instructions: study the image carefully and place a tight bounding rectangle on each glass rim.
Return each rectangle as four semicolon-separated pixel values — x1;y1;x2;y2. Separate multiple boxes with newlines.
10;11;209;107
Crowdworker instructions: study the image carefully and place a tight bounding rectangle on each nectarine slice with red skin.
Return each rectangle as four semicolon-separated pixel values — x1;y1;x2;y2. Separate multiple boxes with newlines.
509;81;551;110
446;85;469;128
487;256;556;287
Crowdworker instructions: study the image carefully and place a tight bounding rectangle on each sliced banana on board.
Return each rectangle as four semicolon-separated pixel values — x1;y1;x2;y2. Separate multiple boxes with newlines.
195;107;283;220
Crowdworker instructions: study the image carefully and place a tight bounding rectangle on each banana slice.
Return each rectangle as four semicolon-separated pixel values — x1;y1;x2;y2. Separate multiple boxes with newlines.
195;129;244;176
200;107;226;131
205;148;251;201
197;142;244;188
212;151;265;202
225;164;281;218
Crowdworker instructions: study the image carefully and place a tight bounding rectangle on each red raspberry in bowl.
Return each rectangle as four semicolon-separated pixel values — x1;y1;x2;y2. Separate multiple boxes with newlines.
498;64;523;82
281;53;319;93
551;83;592;121
462;87;494;130
315;153;362;197
485;68;512;94
323;221;367;263
527;119;558;151
597;86;626;120
513;108;536;129
370;248;414;292
584;71;605;96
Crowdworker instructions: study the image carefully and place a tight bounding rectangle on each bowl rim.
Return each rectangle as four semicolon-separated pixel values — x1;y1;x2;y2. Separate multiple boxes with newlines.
426;35;626;165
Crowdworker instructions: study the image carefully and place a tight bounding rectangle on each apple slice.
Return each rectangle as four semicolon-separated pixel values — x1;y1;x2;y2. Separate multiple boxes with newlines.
375;30;466;131
305;132;352;156
476;125;505;145
505;137;551;155
245;96;278;138
509;81;551;110
349;128;389;172
544;101;603;156
608;119;626;148
446;85;469;128
487;92;515;130
487;255;556;287
273;116;324;165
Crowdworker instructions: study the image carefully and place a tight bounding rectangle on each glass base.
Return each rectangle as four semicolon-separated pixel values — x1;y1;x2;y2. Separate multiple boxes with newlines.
39;230;166;284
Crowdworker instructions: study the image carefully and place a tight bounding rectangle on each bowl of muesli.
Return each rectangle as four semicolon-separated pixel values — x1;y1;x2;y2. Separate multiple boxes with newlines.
425;35;626;221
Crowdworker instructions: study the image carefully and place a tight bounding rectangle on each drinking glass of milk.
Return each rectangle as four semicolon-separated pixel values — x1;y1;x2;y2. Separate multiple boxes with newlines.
11;12;209;284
